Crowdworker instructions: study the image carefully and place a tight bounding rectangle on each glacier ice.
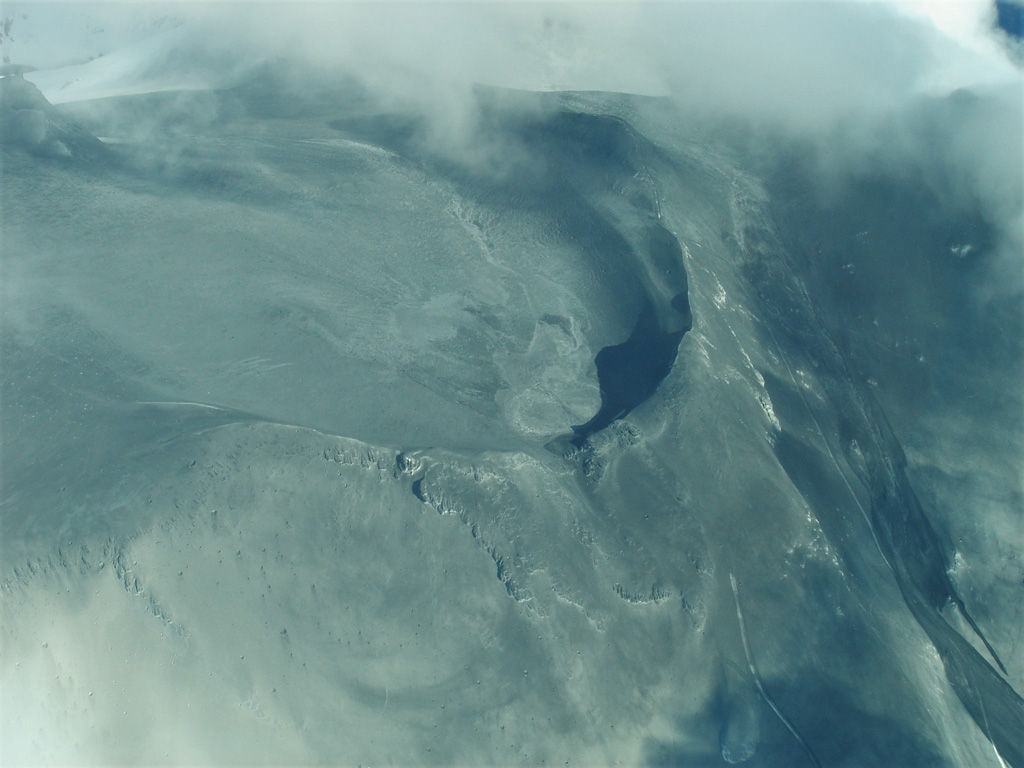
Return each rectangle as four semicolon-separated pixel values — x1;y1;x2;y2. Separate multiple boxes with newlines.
2;42;1023;768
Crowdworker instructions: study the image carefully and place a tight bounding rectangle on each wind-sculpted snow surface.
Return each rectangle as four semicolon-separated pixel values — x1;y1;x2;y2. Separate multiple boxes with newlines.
2;72;1022;768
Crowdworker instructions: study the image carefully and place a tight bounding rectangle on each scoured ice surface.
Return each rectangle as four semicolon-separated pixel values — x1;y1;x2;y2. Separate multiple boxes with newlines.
2;50;1023;768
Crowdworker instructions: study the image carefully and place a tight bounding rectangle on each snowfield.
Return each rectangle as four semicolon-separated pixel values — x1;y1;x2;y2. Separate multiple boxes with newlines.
2;5;1023;767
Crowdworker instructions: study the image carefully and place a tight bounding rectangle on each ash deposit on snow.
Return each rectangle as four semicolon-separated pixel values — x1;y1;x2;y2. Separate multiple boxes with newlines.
2;3;1022;767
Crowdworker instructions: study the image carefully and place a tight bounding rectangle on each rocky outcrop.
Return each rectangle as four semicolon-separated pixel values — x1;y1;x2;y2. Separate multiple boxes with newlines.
1;74;106;161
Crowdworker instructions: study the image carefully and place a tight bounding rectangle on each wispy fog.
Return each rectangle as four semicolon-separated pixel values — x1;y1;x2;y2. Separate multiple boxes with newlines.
7;1;1019;287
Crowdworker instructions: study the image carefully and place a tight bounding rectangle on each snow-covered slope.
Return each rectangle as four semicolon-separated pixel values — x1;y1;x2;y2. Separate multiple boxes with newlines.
2;9;1022;768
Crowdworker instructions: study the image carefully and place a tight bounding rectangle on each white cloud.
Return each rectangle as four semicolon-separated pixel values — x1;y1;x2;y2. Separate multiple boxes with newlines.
6;1;1021;291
